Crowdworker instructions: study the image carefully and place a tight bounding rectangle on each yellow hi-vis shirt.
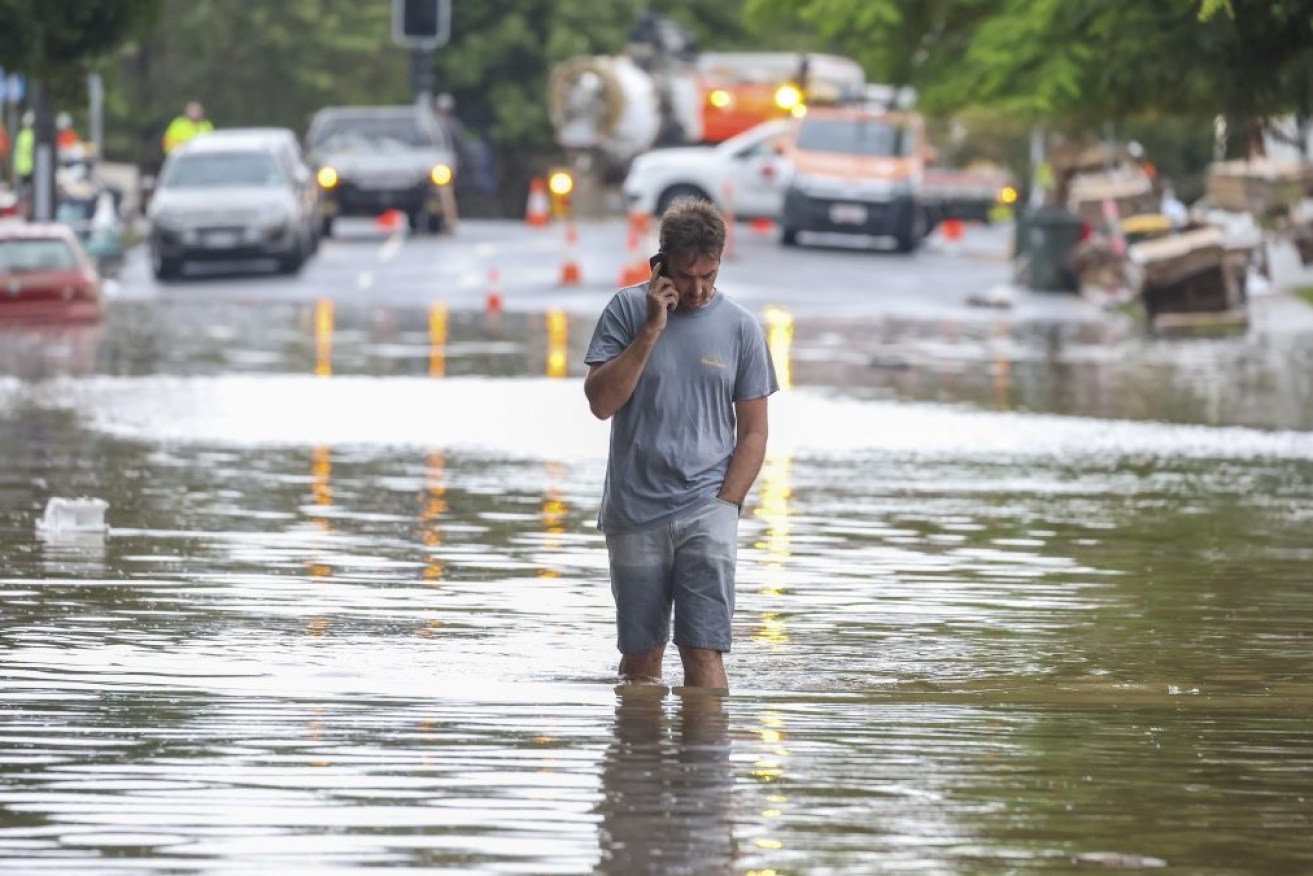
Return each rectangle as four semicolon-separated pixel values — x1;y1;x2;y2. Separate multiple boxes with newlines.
162;116;214;153
14;127;34;176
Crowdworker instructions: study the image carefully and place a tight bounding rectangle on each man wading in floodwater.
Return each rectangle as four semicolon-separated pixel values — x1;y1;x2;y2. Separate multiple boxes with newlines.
584;198;778;689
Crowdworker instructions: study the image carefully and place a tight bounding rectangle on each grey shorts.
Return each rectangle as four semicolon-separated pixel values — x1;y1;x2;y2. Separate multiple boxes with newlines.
605;497;740;654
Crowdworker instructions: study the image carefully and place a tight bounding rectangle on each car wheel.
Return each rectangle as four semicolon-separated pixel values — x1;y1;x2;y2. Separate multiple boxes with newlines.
426;212;444;234
780;226;799;247
656;184;712;216
895;206;927;254
151;247;181;280
320;217;334;239
278;236;307;275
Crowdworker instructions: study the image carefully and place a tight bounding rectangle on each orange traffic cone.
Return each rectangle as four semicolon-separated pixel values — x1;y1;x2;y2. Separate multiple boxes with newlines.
940;217;964;243
560;221;582;286
377;209;406;233
618;212;651;287
525;177;550;227
750;217;777;236
485;268;504;314
631;210;651;238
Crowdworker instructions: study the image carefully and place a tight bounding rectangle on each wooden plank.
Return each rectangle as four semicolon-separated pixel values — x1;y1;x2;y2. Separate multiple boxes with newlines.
1151;309;1249;335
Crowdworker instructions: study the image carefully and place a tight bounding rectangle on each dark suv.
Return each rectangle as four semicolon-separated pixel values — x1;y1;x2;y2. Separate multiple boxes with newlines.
306;106;456;236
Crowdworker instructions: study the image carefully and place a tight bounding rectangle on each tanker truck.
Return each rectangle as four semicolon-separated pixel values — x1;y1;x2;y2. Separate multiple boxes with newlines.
547;26;866;203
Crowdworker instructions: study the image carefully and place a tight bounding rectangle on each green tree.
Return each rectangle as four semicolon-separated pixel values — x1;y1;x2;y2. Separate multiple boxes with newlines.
746;0;995;102
0;0;161;98
0;0;161;215
107;0;408;168
99;0;807;210
747;0;1313;130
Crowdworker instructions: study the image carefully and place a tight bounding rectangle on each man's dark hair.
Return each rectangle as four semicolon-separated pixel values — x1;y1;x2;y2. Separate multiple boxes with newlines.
659;197;726;260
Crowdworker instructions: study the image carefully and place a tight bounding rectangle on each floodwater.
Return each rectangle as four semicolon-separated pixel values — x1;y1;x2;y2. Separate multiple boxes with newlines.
2;300;1312;874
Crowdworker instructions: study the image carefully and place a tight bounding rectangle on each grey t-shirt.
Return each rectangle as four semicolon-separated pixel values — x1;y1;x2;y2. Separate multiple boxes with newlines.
585;286;779;532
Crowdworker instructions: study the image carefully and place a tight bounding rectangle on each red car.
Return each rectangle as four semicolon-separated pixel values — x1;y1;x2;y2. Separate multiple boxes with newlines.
0;222;103;323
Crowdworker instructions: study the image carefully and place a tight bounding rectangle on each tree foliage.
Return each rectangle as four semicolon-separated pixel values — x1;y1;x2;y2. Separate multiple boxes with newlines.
747;0;1313;128
105;0;410;167
98;0;788;207
0;0;160;98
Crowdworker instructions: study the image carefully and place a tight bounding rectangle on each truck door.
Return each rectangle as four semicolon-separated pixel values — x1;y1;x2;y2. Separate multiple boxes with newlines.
727;129;790;218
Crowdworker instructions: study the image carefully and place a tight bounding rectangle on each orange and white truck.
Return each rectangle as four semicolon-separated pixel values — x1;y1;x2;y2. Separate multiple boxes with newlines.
548;48;864;180
779;104;932;251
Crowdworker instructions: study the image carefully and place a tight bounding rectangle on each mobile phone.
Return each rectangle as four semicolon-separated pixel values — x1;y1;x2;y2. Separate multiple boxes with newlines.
649;252;668;277
648;252;676;310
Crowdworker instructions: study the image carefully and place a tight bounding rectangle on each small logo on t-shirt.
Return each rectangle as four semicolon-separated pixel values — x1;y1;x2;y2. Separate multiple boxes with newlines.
700;355;726;370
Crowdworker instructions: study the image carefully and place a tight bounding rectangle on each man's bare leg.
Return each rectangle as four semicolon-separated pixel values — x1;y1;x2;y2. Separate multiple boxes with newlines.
619;644;665;683
677;646;727;689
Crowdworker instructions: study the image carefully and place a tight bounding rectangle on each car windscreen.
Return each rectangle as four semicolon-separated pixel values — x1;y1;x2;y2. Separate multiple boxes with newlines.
162;150;289;189
795;118;914;157
0;239;79;273
309;117;435;153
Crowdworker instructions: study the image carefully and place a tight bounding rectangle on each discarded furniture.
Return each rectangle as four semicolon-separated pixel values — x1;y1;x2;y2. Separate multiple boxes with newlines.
1206;160;1309;219
1127;226;1249;334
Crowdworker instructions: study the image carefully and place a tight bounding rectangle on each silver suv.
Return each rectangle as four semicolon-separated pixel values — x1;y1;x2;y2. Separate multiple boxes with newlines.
148;131;319;279
306;105;457;236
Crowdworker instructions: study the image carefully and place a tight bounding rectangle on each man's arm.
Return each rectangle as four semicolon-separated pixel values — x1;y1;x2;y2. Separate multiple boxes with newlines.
717;396;769;507
584;266;677;420
584;325;662;420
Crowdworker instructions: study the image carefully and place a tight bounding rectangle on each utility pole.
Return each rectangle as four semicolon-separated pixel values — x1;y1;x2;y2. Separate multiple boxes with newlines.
410;47;434;106
88;72;104;160
31;82;56;222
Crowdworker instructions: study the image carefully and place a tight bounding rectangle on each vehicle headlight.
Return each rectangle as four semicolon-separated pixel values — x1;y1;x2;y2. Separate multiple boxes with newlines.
317;166;339;188
430;164;453;186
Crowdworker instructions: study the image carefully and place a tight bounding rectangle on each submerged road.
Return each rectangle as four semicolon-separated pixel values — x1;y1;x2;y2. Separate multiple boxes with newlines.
2;218;1313;873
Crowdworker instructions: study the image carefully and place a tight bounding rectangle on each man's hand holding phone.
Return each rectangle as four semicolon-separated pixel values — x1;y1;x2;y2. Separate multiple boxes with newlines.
645;253;678;329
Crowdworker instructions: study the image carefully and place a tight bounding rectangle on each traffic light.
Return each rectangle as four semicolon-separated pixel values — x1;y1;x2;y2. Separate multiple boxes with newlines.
392;0;449;47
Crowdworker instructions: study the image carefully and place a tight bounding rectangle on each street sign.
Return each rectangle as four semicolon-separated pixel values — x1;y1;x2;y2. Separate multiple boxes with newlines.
0;71;25;104
392;0;450;49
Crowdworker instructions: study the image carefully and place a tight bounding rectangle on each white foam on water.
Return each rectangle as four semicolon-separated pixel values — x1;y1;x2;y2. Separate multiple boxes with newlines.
9;374;1313;462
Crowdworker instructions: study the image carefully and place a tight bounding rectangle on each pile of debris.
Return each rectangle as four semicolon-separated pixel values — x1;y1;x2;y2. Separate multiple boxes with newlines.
1125;225;1249;333
1069;153;1311;333
1206;159;1309;218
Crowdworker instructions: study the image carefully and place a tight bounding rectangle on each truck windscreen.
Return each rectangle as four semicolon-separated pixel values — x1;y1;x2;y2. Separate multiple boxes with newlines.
796;118;914;158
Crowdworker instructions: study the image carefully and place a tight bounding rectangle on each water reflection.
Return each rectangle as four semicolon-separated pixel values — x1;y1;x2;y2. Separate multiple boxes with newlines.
428;302;448;377
314;298;333;377
992;319;1011;410
751;453;792;647
596;686;735;874
546;309;568;379
37;528;107;575
747;709;789;863
17;298;1311;430
539;460;568;579
419;451;446;584
763;306;793;391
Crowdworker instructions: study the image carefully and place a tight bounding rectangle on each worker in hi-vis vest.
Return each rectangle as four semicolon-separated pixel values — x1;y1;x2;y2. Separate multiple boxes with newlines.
13;110;34;188
162;101;213;154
